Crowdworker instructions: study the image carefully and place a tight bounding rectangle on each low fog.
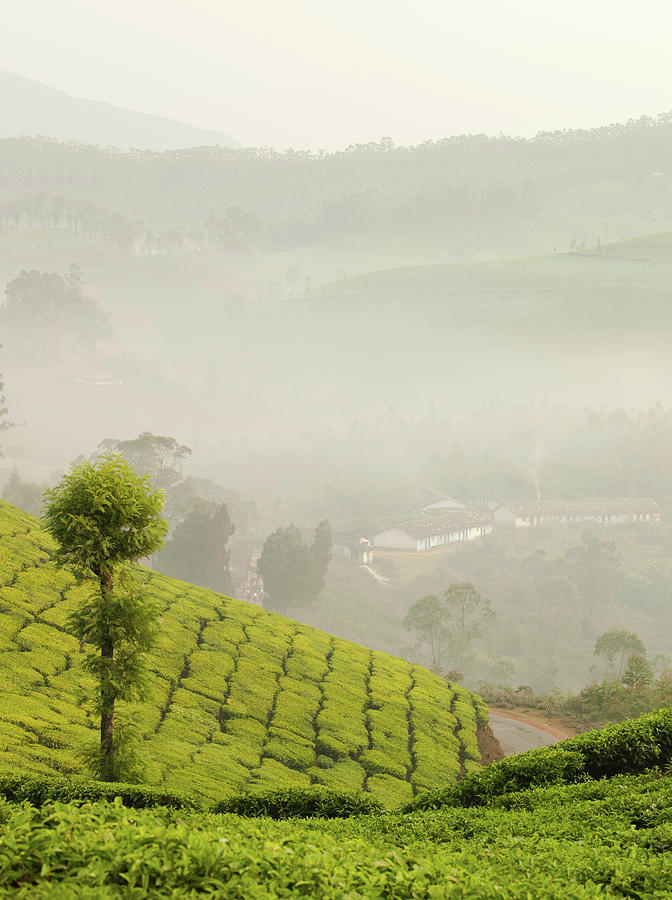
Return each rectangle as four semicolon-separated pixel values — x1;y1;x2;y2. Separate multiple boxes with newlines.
4;4;672;710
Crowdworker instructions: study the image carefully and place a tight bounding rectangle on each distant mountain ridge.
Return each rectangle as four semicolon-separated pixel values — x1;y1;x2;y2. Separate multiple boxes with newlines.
0;71;239;151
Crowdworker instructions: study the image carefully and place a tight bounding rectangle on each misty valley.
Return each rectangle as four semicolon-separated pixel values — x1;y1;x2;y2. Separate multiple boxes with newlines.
3;63;672;896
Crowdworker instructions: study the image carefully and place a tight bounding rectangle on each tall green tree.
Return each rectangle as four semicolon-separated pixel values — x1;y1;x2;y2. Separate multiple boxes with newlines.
404;583;494;676
97;432;192;492
310;519;333;596
594;628;646;678
622;653;652;688
257;521;331;614
403;594;450;672
43;455;167;780
157;498;234;593
442;582;495;676
2;266;110;361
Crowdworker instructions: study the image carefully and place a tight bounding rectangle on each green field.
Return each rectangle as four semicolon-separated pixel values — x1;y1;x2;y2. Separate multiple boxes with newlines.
0;500;489;806
319;232;672;335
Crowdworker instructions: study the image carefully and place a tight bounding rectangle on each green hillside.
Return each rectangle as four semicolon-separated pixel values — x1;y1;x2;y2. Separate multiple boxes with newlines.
0;500;488;807
321;232;672;334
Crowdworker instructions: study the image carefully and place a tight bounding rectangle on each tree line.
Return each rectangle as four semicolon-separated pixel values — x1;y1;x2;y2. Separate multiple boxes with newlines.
4;112;672;249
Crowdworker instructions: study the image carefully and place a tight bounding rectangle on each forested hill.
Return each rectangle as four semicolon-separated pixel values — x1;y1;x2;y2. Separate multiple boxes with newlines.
2;112;672;243
0;500;489;806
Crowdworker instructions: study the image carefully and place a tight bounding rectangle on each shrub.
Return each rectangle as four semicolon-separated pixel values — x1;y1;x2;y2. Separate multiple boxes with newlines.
402;748;586;811
316;733;349;760
264;735;315;770
359;748;406;779
561;706;672;778
404;707;672;812
213;785;384;818
0;772;197;809
366;773;413;806
311;758;366;790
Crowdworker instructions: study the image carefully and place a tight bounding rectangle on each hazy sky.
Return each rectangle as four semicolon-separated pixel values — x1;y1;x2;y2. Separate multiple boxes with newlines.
3;0;672;149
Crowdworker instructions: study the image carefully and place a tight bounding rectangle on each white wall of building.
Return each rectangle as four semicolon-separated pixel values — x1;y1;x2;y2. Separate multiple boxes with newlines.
373;528;417;550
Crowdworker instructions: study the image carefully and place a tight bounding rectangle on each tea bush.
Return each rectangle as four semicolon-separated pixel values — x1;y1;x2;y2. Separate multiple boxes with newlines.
405;706;672;812
213;785;384;818
562;706;672;778
0;773;671;895
0;772;197;809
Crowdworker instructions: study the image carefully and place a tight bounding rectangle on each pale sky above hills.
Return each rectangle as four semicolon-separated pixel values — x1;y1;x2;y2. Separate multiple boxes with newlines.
3;0;672;150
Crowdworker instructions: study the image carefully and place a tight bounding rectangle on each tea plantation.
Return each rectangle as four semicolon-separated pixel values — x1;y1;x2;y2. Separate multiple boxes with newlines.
0;763;671;895
3;498;672;894
0;500;489;807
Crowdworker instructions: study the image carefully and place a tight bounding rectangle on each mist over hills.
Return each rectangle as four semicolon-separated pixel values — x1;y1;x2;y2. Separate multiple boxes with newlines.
0;71;239;151
4;104;672;695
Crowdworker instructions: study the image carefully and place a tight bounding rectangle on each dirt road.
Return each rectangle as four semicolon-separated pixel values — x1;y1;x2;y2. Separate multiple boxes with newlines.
488;711;567;756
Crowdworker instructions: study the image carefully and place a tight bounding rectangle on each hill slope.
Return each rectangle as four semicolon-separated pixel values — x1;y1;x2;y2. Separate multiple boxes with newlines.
319;233;672;334
0;500;488;805
0;71;239;150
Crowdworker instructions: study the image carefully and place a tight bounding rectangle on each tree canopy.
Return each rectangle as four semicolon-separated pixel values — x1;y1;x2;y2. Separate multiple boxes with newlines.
404;583;494;677
2;266;109;361
257;521;332;614
157;498;234;594
594;628;646;678
97;432;192;492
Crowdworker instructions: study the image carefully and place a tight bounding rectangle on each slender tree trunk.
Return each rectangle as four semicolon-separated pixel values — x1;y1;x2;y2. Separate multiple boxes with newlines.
459;601;466;675
100;568;115;780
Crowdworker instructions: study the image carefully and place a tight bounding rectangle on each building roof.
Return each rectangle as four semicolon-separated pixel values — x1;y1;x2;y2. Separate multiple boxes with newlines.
508;497;662;518
379;508;492;540
424;496;467;510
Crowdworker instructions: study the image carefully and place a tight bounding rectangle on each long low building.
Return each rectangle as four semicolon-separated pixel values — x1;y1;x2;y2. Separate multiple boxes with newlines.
373;509;492;552
493;497;662;527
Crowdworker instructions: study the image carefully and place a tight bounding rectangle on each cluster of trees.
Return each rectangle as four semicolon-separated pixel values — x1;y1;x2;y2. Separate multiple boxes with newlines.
269;403;672;543
425;402;672;512
379;513;671;693
1;266;110;362
257;521;332;614
0;428;253;599
0;192;144;252
0;191;261;256
2;469;43;516
94;432;236;595
403;583;494;679
268;179;542;247
482;627;672;729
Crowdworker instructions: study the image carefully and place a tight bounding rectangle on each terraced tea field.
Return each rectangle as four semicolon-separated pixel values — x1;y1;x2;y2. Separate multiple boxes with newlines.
0;500;488;805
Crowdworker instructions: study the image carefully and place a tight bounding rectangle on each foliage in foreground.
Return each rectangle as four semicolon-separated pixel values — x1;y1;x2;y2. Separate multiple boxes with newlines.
404;705;672;811
0;773;670;896
0;772;196;810
213;785;383;819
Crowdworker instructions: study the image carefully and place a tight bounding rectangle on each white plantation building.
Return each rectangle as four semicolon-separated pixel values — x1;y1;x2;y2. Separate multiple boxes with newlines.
372;509;492;552
492;497;662;528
